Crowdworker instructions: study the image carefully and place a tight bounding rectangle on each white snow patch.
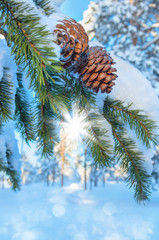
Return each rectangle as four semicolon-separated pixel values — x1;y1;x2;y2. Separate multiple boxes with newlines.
66;224;78;236
81;199;95;204
52;203;65;217
89;40;105;48
74;233;87;240
104;233;127;240
51;0;65;8
0;122;21;172
64;183;82;193
110;55;159;123
124;216;153;240
103;202;117;216
13;231;37;240
0;183;158;239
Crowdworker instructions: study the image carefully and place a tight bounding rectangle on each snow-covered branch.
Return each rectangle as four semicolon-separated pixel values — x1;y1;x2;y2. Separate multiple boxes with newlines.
142;36;159;50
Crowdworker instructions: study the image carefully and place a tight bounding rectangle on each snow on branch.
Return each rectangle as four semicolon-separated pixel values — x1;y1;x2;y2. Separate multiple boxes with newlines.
142;36;159;50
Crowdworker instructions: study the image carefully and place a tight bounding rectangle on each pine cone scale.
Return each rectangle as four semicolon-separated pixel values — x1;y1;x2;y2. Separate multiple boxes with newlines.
94;64;105;73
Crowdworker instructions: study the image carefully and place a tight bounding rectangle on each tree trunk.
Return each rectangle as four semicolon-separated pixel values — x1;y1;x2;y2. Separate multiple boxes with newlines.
47;173;49;186
61;136;65;187
94;177;98;187
90;177;92;190
1;175;4;189
103;175;105;187
84;149;87;191
52;166;55;186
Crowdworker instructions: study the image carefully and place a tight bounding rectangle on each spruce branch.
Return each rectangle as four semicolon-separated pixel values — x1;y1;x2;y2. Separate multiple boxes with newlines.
0;27;7;39
103;100;152;201
36;101;58;158
0;67;13;122
61;71;96;109
33;0;54;16
14;70;36;143
104;97;159;148
85;110;113;167
113;127;151;202
0;117;2;134
0;0;63;103
0;157;20;190
40;67;68;113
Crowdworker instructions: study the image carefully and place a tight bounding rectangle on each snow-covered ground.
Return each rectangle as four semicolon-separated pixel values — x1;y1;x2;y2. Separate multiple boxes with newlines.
0;183;159;240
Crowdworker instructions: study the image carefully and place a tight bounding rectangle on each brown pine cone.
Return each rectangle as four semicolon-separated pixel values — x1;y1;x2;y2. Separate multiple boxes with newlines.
79;46;118;93
54;18;89;70
54;18;117;94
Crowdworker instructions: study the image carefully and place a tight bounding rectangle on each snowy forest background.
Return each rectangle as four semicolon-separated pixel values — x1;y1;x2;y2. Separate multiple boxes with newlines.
1;0;159;239
1;0;159;191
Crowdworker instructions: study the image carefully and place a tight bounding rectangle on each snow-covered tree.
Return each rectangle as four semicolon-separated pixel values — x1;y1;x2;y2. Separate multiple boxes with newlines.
152;147;159;189
82;0;159;89
0;0;159;202
21;153;37;184
37;156;60;185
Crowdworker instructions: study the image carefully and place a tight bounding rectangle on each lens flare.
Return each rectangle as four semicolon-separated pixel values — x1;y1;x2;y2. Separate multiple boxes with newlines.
61;107;89;141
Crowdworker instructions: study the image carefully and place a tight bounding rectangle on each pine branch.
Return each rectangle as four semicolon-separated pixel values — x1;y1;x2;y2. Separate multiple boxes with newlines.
113;128;151;202
103;102;152;202
0;0;63;104
0;117;2;134
142;35;159;50
14;70;36;143
85;110;113;167
36;101;58;158
104;97;159;148
61;71;96;109
0;27;7;39
33;0;54;16
0;67;13;122
39;67;68;113
0;156;20;190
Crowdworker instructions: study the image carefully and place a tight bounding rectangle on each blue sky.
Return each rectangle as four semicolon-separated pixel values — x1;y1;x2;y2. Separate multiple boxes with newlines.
61;0;95;21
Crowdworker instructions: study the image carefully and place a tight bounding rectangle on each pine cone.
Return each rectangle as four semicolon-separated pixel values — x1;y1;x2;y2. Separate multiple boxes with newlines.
79;46;118;93
54;18;89;70
54;18;117;94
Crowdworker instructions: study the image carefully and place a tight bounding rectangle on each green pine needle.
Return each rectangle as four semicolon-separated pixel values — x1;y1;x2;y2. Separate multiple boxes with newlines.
33;0;55;15
61;71;96;110
14;71;36;143
0;156;20;191
0;0;63;104
85;110;113;168
35;101;58;158
104;97;159;148
113;127;151;202
0;67;13;122
103;97;155;202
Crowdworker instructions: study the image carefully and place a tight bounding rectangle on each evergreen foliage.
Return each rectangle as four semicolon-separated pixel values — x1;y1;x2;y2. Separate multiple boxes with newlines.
14;70;35;143
33;0;54;15
104;97;159;148
36;101;58;158
0;0;158;201
0;149;20;190
103;97;158;201
85;111;113;168
0;0;62;102
61;70;96;109
0;67;13;122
